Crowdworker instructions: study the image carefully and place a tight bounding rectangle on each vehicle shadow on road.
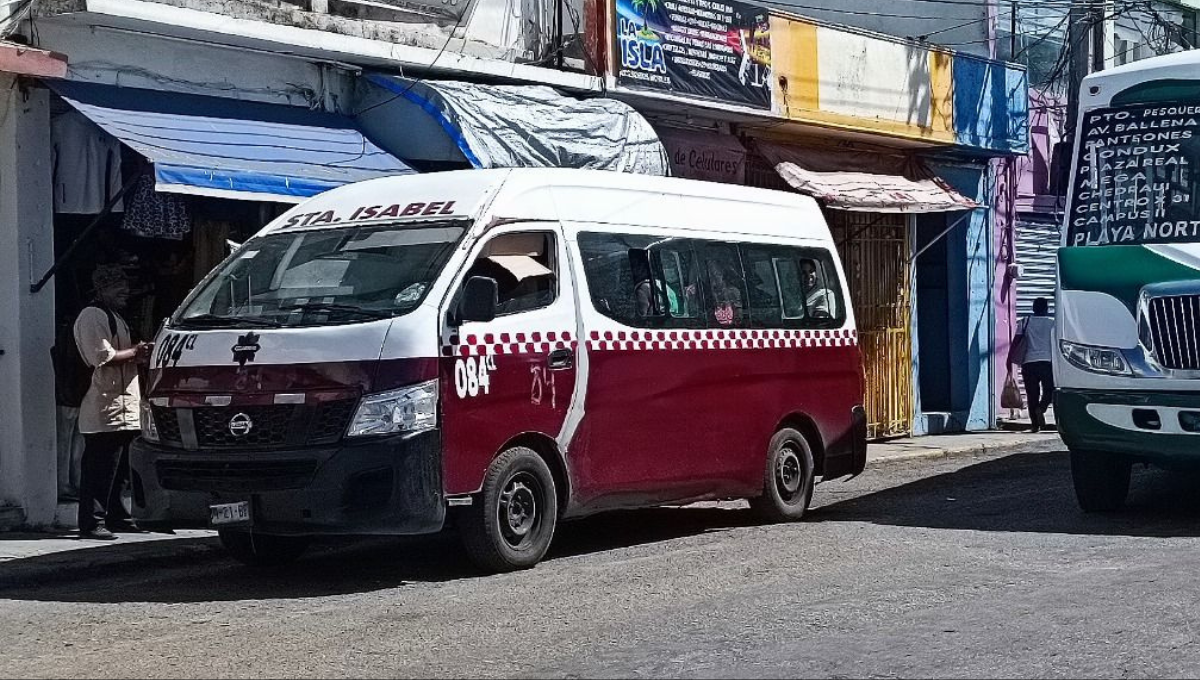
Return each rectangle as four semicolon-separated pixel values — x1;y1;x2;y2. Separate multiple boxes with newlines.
0;533;478;604
550;505;759;559
16;451;1190;604
0;507;757;604
814;450;1200;538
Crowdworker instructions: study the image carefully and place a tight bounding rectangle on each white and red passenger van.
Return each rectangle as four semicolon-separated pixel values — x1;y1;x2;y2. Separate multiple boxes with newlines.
132;169;866;571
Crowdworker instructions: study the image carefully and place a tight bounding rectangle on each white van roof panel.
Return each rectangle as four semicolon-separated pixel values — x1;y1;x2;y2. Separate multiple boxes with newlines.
263;171;506;233
262;169;832;243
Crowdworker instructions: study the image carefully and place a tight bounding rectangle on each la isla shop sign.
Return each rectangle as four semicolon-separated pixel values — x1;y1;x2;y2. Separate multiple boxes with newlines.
615;0;772;109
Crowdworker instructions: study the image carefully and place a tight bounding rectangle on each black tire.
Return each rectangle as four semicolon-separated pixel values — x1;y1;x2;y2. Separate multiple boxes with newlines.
1071;449;1132;513
750;428;816;523
218;530;311;568
460;447;558;573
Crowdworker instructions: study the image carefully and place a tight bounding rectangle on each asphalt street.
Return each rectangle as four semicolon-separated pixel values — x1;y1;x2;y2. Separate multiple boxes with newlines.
2;440;1198;679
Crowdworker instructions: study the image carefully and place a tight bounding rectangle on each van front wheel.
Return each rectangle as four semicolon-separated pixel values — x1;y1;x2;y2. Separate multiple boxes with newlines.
460;447;558;573
751;428;816;523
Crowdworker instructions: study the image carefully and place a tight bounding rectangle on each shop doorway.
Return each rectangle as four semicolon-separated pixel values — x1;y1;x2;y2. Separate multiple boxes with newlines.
829;210;913;439
915;217;953;415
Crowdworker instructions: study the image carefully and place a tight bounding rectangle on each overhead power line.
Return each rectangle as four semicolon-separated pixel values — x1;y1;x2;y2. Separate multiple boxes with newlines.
352;8;471;118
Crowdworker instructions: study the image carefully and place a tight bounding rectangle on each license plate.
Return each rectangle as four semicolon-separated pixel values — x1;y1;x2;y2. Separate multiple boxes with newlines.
209;501;251;526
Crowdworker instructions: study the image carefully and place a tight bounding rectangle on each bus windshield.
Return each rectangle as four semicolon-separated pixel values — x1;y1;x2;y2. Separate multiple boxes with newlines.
1068;101;1200;247
175;223;466;329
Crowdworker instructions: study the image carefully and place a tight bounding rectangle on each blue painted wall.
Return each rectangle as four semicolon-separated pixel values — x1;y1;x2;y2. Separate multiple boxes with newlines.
952;55;1030;155
913;161;993;434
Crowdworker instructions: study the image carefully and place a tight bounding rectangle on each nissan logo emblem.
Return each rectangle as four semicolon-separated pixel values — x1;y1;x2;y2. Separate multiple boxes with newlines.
229;413;254;437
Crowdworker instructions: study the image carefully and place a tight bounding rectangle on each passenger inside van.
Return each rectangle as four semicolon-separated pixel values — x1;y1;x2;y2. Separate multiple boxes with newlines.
631;251;658;318
800;259;837;319
631;248;702;320
706;260;743;326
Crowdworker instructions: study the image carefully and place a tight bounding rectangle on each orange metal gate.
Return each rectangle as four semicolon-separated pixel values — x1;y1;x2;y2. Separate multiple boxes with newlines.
829;211;913;439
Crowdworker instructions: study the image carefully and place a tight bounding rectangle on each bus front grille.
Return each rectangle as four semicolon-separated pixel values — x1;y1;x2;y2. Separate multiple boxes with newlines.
1147;295;1200;370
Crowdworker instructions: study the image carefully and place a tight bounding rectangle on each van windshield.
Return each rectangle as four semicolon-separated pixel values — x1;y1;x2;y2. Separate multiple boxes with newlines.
175;223;466;329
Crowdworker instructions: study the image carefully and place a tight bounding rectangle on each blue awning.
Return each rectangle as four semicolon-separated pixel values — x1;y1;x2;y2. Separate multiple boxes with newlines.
50;80;415;203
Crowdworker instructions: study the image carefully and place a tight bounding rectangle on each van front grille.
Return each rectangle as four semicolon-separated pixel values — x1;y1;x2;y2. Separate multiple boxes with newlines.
193;405;295;448
156;459;318;492
150;399;358;450
152;407;182;446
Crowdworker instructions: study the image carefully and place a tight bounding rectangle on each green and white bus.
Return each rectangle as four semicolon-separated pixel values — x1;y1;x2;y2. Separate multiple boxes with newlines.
1059;51;1200;511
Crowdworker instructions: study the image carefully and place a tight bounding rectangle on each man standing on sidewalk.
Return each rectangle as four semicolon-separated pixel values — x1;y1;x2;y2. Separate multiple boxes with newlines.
1014;297;1056;433
73;264;153;540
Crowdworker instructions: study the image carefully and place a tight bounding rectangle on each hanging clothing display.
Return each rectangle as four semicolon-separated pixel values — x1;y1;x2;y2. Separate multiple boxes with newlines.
51;110;123;214
121;175;192;240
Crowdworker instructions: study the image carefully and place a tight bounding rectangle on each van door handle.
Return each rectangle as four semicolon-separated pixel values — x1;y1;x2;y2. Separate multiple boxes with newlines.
547;349;574;370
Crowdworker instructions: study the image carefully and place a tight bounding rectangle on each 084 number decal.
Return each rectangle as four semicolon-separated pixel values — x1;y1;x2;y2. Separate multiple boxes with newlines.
454;356;498;399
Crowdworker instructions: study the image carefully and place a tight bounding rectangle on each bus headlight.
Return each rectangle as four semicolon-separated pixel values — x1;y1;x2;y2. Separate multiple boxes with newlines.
1060;340;1131;376
347;380;438;437
140;404;160;443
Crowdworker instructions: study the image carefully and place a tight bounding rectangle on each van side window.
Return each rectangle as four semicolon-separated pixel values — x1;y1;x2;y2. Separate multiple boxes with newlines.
578;232;704;329
696;242;748;328
463;232;557;315
741;244;845;328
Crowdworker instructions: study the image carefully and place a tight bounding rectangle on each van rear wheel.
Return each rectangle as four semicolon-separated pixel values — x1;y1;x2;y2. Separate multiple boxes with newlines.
1071;449;1131;512
751;428;816;523
218;530;310;567
460;446;558;573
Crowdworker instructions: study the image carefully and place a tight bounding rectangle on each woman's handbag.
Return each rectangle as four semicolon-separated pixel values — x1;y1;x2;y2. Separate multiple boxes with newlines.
1001;371;1026;409
1007;317;1029;367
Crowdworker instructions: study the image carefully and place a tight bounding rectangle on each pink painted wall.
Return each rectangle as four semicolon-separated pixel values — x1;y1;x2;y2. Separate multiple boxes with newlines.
1017;90;1065;206
993;156;1019;420
995;89;1066;420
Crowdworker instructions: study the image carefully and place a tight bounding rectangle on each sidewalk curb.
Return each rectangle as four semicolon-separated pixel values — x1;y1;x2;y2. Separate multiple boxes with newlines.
0;535;219;586
868;435;1063;467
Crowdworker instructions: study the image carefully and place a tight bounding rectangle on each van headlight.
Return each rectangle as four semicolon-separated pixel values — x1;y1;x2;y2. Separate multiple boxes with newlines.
141;404;160;443
1060;340;1131;376
347;380;438;437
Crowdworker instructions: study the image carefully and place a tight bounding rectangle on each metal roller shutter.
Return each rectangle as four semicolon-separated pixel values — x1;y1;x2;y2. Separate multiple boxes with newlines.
1007;214;1062;419
1015;215;1062;317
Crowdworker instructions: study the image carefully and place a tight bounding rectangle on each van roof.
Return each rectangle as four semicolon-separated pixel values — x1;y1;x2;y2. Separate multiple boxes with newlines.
265;168;832;243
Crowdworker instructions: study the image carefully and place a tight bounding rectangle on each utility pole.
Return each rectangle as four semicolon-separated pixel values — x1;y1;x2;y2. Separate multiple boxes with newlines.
1010;0;1018;58
1055;0;1109;195
1065;1;1090;148
1091;0;1107;73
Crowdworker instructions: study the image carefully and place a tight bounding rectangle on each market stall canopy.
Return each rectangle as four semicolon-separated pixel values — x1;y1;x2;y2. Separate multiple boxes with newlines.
50;80;415;203
754;142;978;213
358;74;669;176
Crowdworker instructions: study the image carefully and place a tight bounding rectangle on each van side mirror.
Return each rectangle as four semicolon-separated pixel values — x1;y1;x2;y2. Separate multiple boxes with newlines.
460;276;498;324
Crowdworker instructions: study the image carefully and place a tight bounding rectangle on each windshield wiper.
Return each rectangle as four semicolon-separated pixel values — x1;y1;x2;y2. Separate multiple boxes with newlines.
177;314;282;328
280;302;392;319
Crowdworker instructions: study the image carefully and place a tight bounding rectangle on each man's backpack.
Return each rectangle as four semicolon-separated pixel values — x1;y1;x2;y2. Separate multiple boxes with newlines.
51;306;118;408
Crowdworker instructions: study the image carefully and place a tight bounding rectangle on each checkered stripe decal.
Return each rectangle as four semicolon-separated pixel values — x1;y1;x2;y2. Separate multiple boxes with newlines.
441;329;857;355
587;329;858;351
442;332;579;357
